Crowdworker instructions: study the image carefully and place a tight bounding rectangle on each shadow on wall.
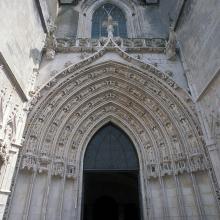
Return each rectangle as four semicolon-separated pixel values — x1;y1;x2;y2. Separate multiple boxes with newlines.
29;48;42;65
55;6;79;38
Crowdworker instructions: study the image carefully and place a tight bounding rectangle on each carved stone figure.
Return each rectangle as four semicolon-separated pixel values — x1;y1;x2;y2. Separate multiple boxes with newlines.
4;122;13;146
45;21;57;60
165;121;176;137
21;151;37;171
172;136;182;155
161;161;172;176
102;15;118;38
175;159;187;174
66;163;75;179
152;126;161;141
102;6;118;38
159;142;168;161
180;117;191;133
146;143;156;163
188;134;200;155
52;161;64;177
0;141;7;166
165;26;176;60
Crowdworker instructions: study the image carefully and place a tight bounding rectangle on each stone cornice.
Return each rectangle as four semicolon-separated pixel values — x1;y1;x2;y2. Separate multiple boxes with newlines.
56;37;166;54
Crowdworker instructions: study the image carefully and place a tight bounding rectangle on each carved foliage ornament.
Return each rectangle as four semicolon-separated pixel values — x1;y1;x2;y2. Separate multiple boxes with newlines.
20;59;208;181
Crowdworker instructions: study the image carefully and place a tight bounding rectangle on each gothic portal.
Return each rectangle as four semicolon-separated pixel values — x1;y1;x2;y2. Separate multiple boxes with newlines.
82;123;141;220
1;0;220;220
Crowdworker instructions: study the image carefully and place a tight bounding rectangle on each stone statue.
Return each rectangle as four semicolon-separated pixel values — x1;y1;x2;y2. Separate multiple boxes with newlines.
102;6;118;38
146;144;156;163
45;20;57;60
0;140;7;166
0;122;13;166
4;123;13;144
165;26;177;60
172;136;181;155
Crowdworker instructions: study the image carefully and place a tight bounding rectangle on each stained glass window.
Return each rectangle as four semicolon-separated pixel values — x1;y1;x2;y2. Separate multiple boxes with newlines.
92;3;127;38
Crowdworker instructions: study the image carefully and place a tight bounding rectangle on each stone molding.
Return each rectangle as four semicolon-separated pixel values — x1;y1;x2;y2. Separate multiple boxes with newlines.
40;37;182;98
6;37;220;219
77;0;142;38
56;37;166;53
22;38;208;180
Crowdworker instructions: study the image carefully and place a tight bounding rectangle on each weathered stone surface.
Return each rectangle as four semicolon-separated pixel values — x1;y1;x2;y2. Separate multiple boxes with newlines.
0;0;220;219
0;1;45;92
177;0;220;97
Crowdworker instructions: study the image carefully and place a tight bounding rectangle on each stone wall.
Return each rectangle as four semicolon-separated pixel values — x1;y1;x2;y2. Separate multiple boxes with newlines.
142;5;167;38
177;0;220;98
55;6;79;38
54;1;179;39
158;0;178;30
0;0;46;218
0;0;45;93
0;62;27;219
196;74;220;185
176;0;220;186
9;170;219;220
46;0;58;22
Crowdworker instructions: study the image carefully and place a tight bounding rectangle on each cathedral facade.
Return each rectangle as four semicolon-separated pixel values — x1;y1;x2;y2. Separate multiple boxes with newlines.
0;0;220;219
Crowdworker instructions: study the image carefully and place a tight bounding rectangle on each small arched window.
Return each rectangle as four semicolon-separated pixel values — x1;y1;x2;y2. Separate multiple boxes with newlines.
92;3;127;38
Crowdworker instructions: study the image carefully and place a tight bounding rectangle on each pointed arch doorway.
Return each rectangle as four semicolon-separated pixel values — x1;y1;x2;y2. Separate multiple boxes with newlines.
82;123;141;220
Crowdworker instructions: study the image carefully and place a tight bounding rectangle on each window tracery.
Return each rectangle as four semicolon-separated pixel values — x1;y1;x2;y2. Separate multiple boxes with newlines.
92;3;127;38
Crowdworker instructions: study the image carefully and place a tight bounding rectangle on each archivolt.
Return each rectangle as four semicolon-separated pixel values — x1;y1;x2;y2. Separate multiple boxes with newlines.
20;59;209;180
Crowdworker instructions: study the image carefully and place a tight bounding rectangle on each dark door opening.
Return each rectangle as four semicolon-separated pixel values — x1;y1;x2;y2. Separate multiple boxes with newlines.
82;123;141;220
82;171;141;220
93;196;118;220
